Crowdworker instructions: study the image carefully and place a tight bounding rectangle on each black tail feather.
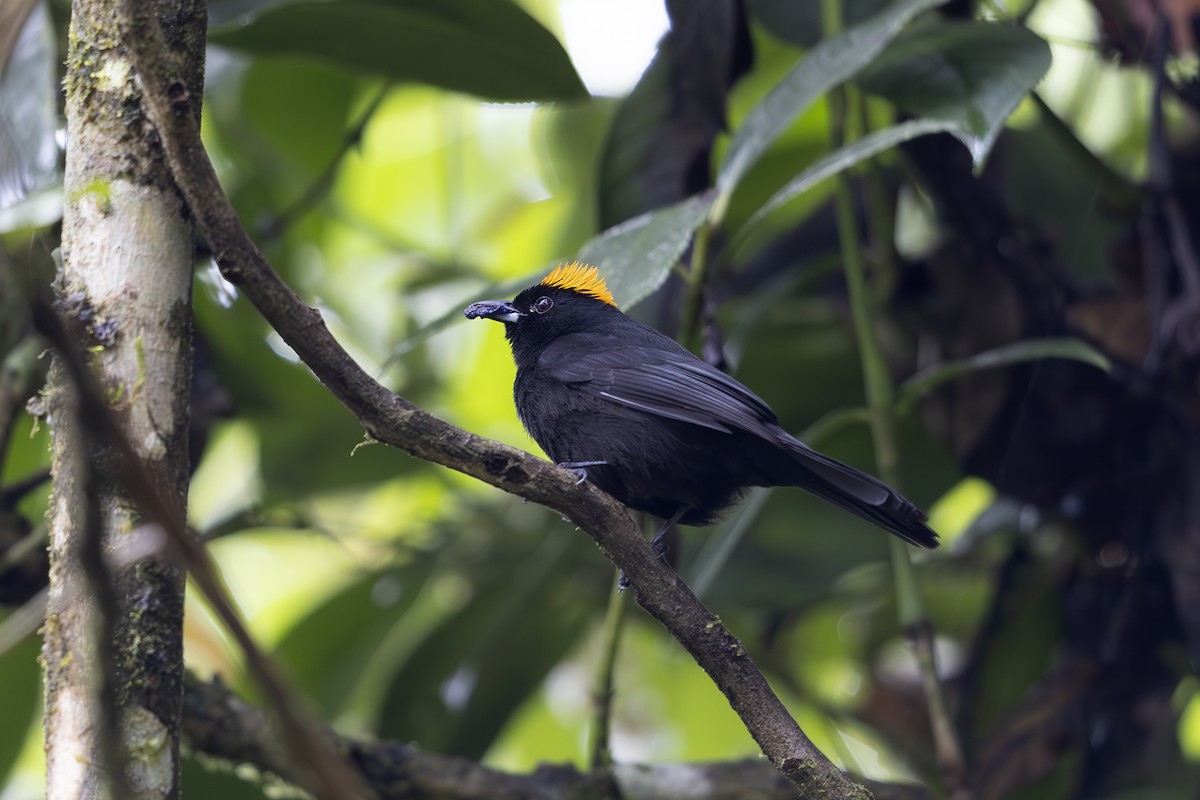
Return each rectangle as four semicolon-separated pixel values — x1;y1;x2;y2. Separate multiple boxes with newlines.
779;435;940;548
816;482;940;549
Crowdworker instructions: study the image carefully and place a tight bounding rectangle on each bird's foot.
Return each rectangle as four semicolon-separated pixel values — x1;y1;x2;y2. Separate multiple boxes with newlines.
649;529;671;554
618;510;688;593
649;508;687;553
557;460;608;485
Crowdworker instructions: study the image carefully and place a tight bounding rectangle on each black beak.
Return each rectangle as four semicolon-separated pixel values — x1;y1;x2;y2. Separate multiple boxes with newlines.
464;299;523;324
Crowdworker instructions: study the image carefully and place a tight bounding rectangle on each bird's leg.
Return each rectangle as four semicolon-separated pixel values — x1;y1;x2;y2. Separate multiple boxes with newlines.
649;507;688;553
618;508;688;593
556;460;608;485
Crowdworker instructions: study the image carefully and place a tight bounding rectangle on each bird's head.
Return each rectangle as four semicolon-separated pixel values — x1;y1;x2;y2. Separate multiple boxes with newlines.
464;262;620;352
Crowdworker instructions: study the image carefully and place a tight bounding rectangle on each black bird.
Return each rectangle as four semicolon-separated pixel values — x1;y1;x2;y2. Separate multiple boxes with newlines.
465;262;938;549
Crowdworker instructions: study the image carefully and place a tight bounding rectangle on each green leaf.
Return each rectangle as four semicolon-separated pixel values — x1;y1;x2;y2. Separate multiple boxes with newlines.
238;58;364;175
182;754;272;800
737;117;957;246
858;22;1053;167
208;0;586;103
897;337;1112;414
578;191;715;309
717;0;947;194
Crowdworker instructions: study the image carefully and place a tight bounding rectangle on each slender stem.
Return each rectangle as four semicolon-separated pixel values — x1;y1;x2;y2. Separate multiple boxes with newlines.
589;570;628;769
681;213;716;345
855;95;899;297
0;521;46;572
823;0;968;793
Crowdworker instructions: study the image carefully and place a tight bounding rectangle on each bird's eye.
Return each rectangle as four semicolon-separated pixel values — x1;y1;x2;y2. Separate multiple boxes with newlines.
532;296;553;314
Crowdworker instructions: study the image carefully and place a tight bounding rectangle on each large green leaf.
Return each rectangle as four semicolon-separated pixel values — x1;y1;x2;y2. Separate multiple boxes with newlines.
717;0;947;194
578;191;715;309
968;557;1062;741
209;0;586;103
858;21;1052;167
735;117;958;248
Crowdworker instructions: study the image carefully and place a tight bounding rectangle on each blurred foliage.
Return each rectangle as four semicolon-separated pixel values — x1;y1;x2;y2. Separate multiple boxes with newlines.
3;0;1200;798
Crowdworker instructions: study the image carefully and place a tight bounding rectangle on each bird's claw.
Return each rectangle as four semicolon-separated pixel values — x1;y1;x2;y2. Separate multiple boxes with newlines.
650;537;670;559
557;460;608;486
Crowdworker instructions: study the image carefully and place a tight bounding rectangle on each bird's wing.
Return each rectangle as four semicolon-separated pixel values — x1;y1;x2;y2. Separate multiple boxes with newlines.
541;340;896;508
539;343;778;437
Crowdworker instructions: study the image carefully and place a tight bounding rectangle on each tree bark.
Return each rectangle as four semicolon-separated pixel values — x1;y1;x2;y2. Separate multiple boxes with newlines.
43;0;204;796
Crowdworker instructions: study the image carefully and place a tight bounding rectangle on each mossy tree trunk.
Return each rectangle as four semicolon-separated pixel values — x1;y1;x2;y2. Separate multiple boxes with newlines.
43;0;205;796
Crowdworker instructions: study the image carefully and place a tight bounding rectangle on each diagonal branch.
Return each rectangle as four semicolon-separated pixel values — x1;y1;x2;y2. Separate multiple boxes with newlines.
121;5;869;798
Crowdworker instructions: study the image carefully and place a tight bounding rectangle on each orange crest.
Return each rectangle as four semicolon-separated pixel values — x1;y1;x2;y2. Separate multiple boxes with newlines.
539;262;616;307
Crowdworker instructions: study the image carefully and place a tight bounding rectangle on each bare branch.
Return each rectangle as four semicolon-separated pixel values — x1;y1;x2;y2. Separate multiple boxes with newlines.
184;674;935;800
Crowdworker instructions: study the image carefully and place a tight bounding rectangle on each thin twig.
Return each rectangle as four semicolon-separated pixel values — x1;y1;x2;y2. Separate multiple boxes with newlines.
0;587;45;655
0;469;51;508
588;570;626;769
